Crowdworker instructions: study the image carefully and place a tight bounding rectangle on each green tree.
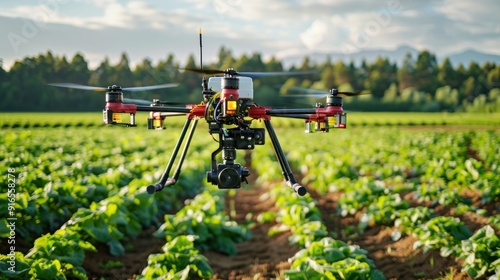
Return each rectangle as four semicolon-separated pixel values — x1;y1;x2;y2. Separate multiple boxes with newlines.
481;62;496;78
469;61;490;94
134;58;156;86
217;46;233;68
461;76;477;102
6;57;46;110
467;61;483;80
364;57;396;98
297;56;317;82
382;83;399;103
333;61;352;87
263;56;285;86
89;57;112;86
414;50;438;94
180;54;200;101
435;86;459;111
110;52;133;86
155;53;180;83
437;57;458;88
68;53;90;84
397;53;416;91
320;66;335;90
487;65;500;89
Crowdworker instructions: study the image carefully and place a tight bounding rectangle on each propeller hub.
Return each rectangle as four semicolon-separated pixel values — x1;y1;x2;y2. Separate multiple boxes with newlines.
225;68;238;77
329;88;338;96
107;85;122;92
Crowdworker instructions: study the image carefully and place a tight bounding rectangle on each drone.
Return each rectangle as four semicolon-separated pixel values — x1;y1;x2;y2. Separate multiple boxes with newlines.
50;32;366;197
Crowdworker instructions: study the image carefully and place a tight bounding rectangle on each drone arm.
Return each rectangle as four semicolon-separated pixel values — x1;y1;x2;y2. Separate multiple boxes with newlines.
264;120;307;196
266;108;317;115
265;114;310;120
136;105;192;114
147;118;196;194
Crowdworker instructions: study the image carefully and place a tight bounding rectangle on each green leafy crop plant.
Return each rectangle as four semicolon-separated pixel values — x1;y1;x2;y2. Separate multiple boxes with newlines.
0;125;216;279
251;126;499;279
413;216;472;257
140;187;251;279
255;179;385;278
459;225;500;278
138;235;213;280
154;190;251;256
358;193;410;231
285;237;386;280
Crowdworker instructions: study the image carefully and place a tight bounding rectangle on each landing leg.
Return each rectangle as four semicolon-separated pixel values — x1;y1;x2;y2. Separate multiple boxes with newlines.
264;120;307;196
147;118;198;194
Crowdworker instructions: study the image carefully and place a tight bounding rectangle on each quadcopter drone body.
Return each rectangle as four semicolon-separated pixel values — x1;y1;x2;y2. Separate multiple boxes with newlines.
99;69;348;197
51;32;363;197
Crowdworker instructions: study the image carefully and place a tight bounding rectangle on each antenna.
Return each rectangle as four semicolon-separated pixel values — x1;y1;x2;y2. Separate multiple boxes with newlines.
199;27;210;96
199;27;203;71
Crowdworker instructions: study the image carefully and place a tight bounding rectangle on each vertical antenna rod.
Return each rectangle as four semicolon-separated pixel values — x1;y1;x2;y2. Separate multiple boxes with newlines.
199;27;203;71
199;26;209;95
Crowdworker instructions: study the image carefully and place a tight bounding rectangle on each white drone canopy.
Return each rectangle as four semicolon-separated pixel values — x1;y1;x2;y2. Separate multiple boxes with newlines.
207;76;254;99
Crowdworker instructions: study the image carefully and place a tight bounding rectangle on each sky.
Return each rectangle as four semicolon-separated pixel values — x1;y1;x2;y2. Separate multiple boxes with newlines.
1;0;499;70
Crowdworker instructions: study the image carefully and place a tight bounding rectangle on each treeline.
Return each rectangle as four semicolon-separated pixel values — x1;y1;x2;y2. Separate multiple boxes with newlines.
0;47;499;112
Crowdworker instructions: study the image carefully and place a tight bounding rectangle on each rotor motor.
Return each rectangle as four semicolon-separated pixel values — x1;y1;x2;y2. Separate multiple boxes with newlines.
105;85;124;103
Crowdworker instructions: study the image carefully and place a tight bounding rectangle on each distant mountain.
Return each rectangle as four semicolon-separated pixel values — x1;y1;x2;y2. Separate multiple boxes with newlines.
281;46;500;68
447;49;500;67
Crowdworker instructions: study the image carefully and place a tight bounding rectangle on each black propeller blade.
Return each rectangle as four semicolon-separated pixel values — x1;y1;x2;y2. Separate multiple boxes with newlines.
287;86;369;97
49;83;178;92
182;68;316;78
122;98;188;106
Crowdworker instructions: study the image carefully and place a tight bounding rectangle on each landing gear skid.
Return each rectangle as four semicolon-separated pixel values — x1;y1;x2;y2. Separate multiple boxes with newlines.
147;118;306;196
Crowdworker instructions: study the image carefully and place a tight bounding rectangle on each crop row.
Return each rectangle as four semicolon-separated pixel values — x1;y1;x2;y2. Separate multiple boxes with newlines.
139;189;251;279
0;127;206;239
1;175;209;279
252;126;499;278
251;142;386;279
254;181;385;279
0;125;215;279
2;179;173;279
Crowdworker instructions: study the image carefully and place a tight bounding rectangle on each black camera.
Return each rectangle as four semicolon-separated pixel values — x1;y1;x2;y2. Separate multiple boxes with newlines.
207;163;250;189
206;127;262;189
230;128;265;149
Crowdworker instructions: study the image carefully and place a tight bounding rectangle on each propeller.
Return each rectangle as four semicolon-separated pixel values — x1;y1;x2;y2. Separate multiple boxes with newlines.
123;98;188;106
182;68;316;78
287;87;369;97
49;83;178;92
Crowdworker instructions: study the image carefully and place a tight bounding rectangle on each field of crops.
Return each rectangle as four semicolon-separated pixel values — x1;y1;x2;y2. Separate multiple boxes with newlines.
1;113;499;280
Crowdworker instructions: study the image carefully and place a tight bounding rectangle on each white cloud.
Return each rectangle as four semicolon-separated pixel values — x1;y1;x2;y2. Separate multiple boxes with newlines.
300;20;328;50
0;0;184;30
1;0;500;71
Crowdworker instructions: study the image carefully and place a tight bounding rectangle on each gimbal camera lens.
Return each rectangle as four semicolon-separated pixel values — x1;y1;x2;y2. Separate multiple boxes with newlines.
218;167;241;189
